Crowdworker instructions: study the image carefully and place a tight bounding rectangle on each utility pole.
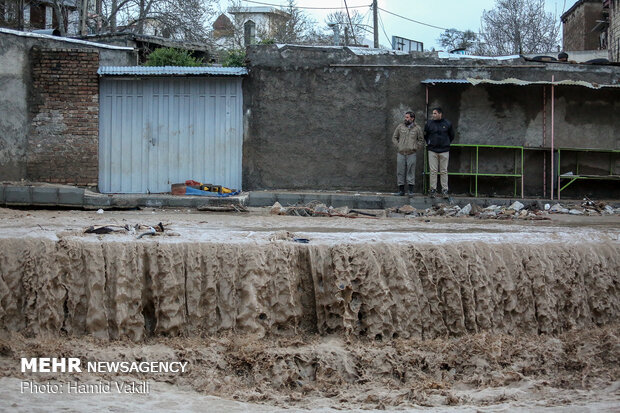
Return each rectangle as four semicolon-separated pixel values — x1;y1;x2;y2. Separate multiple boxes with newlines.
80;0;88;35
373;0;378;48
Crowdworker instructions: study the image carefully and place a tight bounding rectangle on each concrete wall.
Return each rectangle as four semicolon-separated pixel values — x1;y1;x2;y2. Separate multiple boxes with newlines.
0;29;135;182
243;45;620;196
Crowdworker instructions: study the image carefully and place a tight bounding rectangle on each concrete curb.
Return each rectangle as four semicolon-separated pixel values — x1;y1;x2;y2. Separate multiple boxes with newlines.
1;184;617;210
0;184;248;209
246;191;554;210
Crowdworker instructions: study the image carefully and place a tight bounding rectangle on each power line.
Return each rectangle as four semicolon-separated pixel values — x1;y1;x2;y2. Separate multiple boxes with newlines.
344;0;357;44
377;7;448;31
377;9;391;47
241;0;371;10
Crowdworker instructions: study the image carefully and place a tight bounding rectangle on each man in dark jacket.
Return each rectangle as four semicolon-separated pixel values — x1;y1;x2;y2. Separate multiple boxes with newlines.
424;107;455;198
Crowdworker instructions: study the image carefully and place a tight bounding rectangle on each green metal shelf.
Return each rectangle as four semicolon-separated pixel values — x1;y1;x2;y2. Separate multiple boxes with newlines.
557;147;620;200
424;143;524;197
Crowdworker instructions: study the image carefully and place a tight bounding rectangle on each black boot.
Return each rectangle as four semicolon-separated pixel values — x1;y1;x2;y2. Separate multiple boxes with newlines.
398;185;405;196
408;184;414;196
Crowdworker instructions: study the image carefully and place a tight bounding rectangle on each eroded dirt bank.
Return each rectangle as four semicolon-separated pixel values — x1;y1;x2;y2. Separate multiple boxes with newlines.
0;238;618;341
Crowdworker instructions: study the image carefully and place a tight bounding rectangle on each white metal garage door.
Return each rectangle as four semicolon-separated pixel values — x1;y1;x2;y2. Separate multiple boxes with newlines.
99;75;243;193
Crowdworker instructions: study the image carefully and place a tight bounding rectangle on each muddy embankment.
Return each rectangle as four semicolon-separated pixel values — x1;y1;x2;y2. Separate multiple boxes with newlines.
0;238;618;341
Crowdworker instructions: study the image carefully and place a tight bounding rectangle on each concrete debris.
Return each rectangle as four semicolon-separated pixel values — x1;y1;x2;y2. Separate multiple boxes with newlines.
484;205;502;212
456;204;472;216
314;204;330;214
273;201;378;219
603;205;615;215
268;199;619;221
508;201;525;211
270;202;283;215
398;205;415;214
549;203;569;213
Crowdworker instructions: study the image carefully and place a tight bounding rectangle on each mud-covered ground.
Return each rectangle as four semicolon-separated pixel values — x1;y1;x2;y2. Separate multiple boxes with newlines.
1;326;619;412
0;206;619;411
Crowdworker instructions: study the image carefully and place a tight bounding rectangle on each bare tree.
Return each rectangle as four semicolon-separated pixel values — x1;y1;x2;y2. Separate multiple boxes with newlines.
324;10;368;45
93;0;214;41
438;28;478;53
478;0;560;56
267;0;315;44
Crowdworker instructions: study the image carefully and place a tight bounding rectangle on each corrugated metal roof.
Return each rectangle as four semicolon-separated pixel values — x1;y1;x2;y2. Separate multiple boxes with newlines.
422;77;620;89
98;66;248;76
0;27;134;50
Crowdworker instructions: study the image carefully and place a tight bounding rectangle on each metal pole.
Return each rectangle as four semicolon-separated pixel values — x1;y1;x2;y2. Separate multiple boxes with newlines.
18;0;24;30
373;0;379;48
551;76;555;200
543;86;546;198
81;0;88;36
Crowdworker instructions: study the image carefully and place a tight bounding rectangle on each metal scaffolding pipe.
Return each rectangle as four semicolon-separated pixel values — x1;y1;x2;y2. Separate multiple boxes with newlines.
551;76;555;200
543;86;547;198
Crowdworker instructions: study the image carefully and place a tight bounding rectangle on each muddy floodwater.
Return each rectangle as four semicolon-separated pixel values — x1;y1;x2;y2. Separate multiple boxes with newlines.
0;207;618;412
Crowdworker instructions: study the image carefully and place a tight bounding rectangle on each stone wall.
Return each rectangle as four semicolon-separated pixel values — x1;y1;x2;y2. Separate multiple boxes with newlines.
243;45;620;197
27;48;99;185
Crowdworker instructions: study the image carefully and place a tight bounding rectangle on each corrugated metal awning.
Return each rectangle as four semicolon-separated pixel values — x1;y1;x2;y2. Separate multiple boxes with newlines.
98;66;248;76
422;77;620;89
422;79;470;84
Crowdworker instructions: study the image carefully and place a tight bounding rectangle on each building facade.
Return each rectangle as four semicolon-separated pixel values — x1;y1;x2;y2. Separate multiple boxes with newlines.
611;0;620;61
213;7;290;49
561;0;606;51
0;0;79;35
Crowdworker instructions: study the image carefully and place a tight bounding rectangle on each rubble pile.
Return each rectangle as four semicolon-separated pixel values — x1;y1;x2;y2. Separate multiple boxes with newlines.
270;201;377;218
392;199;620;220
270;198;620;220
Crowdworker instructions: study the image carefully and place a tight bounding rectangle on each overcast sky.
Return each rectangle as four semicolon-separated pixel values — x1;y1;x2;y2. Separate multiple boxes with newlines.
227;0;569;50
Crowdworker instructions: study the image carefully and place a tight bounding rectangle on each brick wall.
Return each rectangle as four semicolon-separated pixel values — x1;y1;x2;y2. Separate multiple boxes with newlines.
27;47;99;185
611;0;620;61
562;1;604;51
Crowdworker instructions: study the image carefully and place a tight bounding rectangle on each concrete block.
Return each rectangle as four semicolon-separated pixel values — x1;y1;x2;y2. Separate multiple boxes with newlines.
166;197;198;207
330;194;357;209
32;187;58;205
58;187;84;206
237;193;249;207
275;193;304;207
353;196;384;210
142;198;164;208
84;194;112;208
247;191;276;207
5;186;32;205
302;194;332;206
384;195;412;209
